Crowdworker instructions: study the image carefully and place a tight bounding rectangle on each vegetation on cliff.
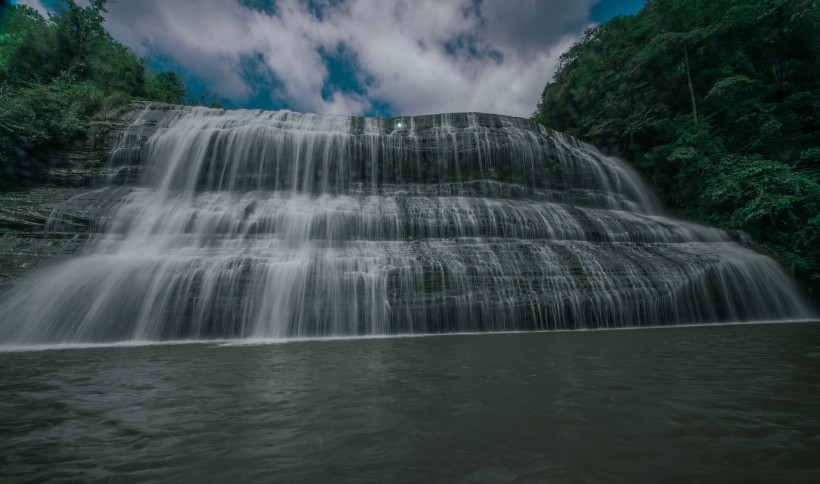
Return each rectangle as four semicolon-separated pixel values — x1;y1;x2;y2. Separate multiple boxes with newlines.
534;0;820;286
0;0;188;188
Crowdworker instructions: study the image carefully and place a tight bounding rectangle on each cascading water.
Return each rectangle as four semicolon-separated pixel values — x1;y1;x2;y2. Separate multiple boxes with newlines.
0;104;814;343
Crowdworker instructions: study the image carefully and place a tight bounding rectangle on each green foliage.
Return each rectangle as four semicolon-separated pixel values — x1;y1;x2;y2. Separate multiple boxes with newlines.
706;155;819;273
87;39;148;98
0;5;56;84
146;71;186;104
0;73;102;183
0;1;197;188
49;0;108;77
534;0;820;283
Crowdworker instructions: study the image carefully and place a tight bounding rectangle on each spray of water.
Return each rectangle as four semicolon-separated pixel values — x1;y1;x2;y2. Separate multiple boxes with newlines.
0;105;813;343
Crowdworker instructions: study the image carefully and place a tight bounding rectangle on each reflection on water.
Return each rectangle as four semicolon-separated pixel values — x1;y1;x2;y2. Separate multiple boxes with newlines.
1;322;819;482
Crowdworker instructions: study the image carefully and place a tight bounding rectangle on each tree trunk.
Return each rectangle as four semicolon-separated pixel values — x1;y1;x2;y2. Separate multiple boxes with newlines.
683;45;698;128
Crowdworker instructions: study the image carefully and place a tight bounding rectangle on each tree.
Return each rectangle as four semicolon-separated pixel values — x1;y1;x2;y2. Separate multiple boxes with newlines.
0;5;54;85
0;1;196;188
146;71;186;104
533;0;820;288
50;0;107;75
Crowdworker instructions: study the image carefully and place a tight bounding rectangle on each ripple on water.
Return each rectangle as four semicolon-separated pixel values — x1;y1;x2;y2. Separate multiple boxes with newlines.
0;322;819;482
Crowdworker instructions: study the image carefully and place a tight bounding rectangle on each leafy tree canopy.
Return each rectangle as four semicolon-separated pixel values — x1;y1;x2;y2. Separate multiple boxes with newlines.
534;0;819;288
0;0;197;187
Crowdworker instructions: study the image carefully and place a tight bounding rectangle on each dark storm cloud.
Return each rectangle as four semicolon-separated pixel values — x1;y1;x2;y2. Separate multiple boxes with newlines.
19;0;606;116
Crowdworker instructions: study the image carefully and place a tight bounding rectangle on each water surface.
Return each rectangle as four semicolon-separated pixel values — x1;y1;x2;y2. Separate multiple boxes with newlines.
2;322;819;482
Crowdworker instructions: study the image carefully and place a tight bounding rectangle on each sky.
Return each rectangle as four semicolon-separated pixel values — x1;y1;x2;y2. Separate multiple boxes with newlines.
16;0;645;117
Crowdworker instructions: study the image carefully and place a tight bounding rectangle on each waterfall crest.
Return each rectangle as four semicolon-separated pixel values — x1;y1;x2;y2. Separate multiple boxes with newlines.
0;104;814;343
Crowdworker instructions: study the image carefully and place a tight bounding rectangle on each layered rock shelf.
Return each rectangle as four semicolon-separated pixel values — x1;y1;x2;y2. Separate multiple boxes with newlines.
0;103;813;343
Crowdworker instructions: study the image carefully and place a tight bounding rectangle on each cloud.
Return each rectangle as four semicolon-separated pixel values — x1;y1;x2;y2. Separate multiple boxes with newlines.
329;0;587;116
15;0;49;17
479;0;597;55
18;0;602;117
100;0;259;99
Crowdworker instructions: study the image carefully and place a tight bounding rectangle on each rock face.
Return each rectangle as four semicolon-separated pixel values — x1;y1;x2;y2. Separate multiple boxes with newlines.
0;103;815;343
0;188;88;289
0;106;136;289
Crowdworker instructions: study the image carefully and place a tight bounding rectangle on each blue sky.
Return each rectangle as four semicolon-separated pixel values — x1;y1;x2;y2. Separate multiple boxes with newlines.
18;0;645;117
591;0;644;23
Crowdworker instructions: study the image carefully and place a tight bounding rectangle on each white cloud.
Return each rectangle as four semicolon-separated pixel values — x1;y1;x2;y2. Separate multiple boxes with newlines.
329;0;587;116
102;0;258;99
21;0;600;117
16;0;49;17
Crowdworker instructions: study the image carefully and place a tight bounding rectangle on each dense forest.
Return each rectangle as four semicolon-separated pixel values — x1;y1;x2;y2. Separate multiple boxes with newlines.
0;0;188;188
534;0;819;291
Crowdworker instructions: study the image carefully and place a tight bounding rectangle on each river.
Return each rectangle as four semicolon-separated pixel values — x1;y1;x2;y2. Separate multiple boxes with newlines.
2;321;818;482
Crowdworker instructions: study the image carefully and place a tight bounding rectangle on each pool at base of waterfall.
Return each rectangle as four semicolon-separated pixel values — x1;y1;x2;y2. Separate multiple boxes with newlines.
2;321;819;483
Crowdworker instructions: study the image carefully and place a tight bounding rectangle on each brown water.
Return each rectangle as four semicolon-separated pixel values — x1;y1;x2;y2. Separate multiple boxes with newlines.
2;322;819;483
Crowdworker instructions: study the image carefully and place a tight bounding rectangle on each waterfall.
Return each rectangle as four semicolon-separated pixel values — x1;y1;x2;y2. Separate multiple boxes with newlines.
0;104;814;343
